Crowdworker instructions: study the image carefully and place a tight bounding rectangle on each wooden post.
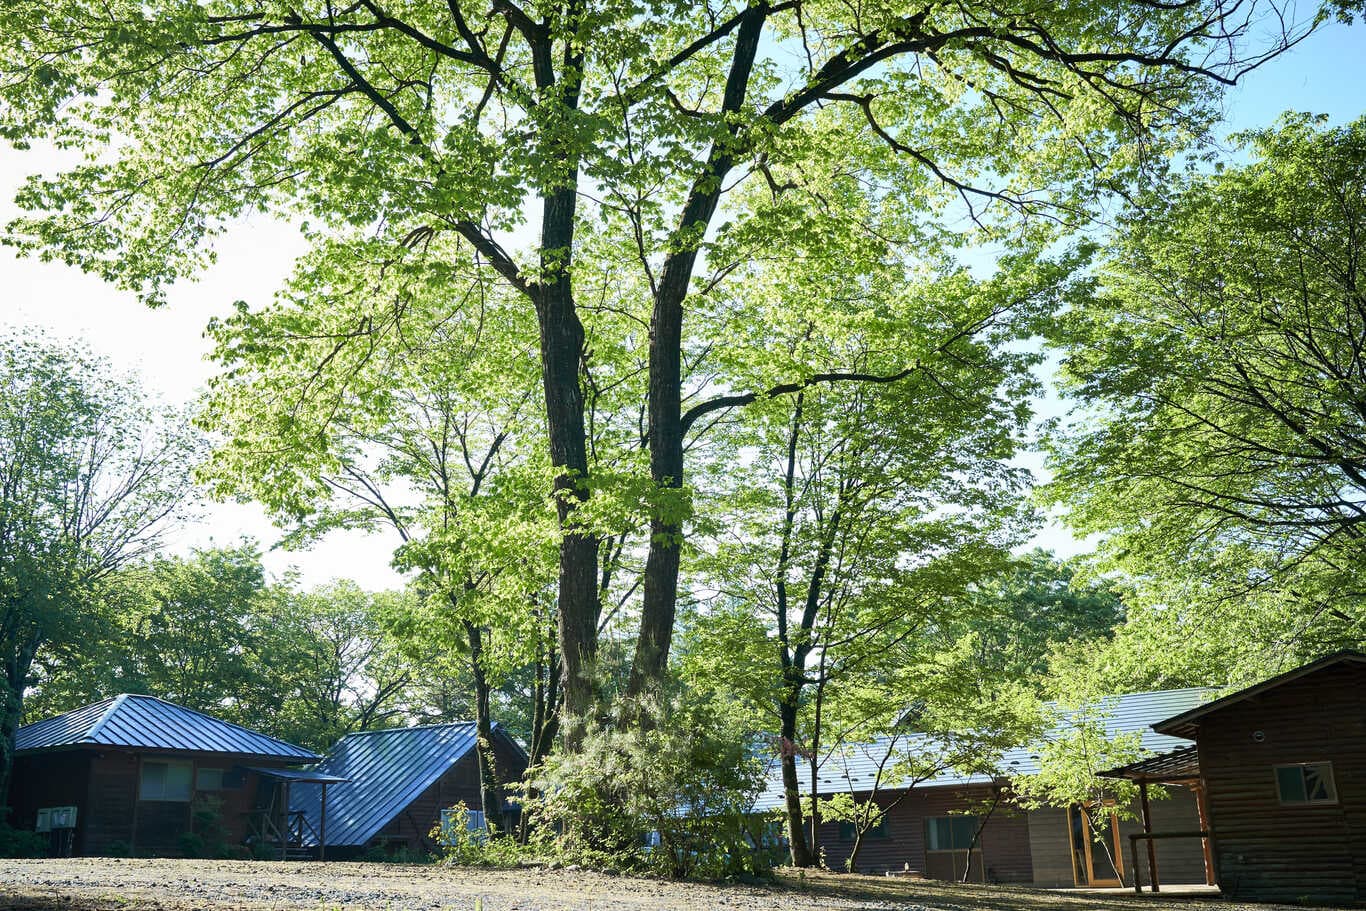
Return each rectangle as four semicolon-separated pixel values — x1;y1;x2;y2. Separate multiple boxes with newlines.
281;781;291;861
319;784;328;862
1193;783;1215;886
1139;781;1159;893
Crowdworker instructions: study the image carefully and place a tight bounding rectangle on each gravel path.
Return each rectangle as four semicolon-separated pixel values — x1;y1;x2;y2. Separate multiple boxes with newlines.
0;858;1347;911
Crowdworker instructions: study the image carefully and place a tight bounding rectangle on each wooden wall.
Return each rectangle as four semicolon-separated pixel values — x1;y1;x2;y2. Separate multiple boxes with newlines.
12;748;297;856
811;784;1034;883
1196;662;1366;905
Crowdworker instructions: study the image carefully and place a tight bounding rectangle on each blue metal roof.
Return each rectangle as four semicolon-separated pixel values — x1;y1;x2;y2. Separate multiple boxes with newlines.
15;694;319;761
291;722;498;848
750;687;1216;811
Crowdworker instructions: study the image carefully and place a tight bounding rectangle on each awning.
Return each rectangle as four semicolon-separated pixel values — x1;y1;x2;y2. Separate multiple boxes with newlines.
245;766;350;785
1098;744;1200;783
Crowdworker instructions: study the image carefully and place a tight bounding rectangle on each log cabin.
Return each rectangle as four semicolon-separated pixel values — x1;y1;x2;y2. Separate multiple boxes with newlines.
7;694;342;857
1138;650;1366;905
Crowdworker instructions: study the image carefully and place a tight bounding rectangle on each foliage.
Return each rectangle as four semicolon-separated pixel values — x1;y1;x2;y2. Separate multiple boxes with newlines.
959;551;1126;690
0;332;196;808
1047;113;1366;688
524;697;770;879
0;822;47;858
0;0;1344;731
1012;708;1147;827
431;801;528;869
26;544;417;752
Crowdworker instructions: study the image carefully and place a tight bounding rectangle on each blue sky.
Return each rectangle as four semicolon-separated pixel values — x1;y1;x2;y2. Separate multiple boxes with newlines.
0;16;1363;585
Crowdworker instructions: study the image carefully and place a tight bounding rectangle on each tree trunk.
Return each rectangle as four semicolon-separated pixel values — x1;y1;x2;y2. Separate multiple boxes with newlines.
534;184;600;744
463;620;506;835
780;697;815;867
626;8;767;703
0;634;38;821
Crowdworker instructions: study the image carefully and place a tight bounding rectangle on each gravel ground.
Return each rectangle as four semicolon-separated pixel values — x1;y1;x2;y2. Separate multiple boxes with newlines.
0;858;1349;911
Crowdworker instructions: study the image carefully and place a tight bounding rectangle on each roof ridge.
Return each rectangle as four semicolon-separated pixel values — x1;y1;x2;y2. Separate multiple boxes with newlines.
340;720;478;736
81;694;130;743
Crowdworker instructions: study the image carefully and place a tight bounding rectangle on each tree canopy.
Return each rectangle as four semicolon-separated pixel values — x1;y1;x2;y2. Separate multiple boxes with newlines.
1047;113;1366;687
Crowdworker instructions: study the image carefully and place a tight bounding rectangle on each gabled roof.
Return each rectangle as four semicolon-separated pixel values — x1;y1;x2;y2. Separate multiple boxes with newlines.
1153;650;1366;739
290;722;524;848
750;686;1214;812
15;694;319;762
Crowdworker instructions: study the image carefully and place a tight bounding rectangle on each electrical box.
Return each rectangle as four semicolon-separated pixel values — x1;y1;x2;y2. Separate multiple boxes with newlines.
36;806;77;832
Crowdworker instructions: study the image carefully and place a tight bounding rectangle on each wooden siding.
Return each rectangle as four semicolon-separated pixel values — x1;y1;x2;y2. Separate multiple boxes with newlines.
1027;788;1208;887
811;785;1034;883
11;748;296;856
1195;662;1366;905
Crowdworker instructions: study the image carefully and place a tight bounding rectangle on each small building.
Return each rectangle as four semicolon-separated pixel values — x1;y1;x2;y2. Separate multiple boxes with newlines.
753;687;1215;887
1142;650;1366;905
289;721;528;859
8;694;342;857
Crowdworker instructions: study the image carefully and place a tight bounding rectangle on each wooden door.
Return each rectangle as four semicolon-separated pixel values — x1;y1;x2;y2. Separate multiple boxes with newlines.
1068;804;1124;887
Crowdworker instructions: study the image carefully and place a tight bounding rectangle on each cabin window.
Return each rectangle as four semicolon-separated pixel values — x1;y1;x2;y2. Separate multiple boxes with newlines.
196;768;225;791
139;759;193;801
1275;762;1337;805
837;815;889;841
925;815;979;852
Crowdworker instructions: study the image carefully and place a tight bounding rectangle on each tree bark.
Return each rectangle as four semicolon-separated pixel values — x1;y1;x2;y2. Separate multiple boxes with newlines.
0;633;38;821
463;620;506;835
535;186;600;742
779;696;815;867
626;7;767;702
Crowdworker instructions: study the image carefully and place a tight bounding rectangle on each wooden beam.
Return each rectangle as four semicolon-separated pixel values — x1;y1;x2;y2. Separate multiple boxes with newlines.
1193;783;1215;886
320;784;328;862
1139;781;1160;893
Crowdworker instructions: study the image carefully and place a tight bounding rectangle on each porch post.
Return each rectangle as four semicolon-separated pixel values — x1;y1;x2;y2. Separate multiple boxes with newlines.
282;781;291;861
1139;780;1159;893
1193;782;1215;886
319;784;328;862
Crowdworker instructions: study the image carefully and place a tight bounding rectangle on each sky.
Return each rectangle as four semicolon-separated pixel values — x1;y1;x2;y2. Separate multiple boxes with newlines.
1;17;1364;590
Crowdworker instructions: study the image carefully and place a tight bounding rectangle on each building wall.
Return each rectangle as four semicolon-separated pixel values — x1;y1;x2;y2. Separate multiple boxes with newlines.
8;751;93;852
811;784;1034;883
11;748;297;856
1027;787;1209;887
1195;662;1366;905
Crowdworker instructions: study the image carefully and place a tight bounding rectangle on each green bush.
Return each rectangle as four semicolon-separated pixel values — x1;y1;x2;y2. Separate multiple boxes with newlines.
523;698;773;880
185;795;231;858
0;823;49;858
431;803;526;869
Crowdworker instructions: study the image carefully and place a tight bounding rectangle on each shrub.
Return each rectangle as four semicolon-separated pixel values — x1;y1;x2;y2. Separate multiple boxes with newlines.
523;697;773;880
431;803;526;869
0;823;48;858
185;795;231;858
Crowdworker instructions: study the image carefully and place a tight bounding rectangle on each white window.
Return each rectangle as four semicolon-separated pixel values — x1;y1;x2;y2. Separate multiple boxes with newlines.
1275;762;1337;805
438;807;487;845
196;768;224;791
140;759;193;801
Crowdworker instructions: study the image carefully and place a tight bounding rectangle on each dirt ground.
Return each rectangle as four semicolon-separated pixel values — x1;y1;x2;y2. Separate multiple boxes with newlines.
0;858;1350;911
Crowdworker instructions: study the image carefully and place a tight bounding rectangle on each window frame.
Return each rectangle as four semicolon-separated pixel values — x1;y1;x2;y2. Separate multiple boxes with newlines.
139;758;194;802
195;767;225;792
925;814;980;853
1274;762;1338;806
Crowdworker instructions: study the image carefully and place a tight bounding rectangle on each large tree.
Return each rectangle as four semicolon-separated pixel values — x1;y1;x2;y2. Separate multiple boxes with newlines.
1047;113;1366;683
0;334;193;812
0;0;1345;726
